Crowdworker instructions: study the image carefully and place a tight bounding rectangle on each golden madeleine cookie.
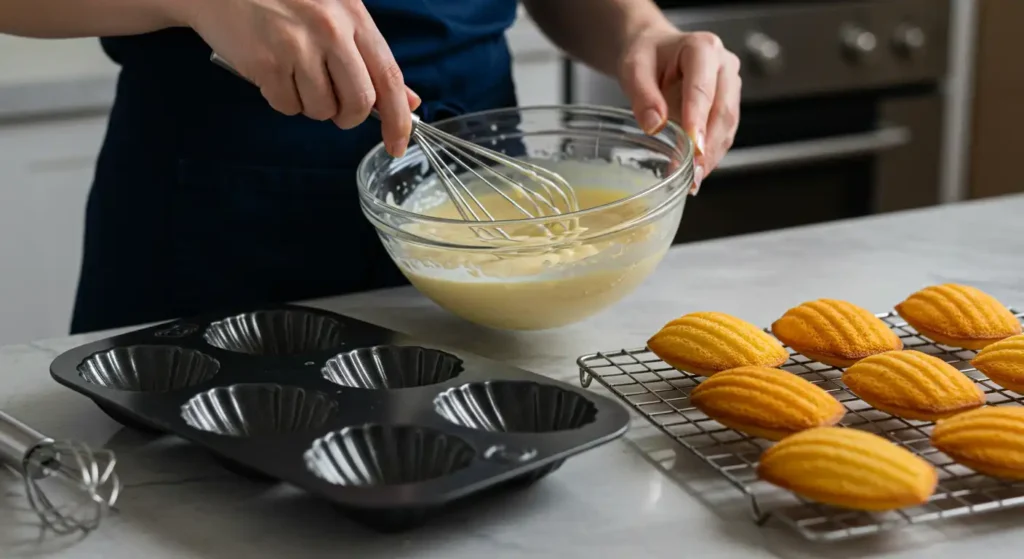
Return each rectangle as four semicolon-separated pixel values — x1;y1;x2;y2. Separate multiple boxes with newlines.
757;427;937;511
931;407;1024;480
971;334;1024;394
895;284;1021;350
689;366;846;441
647;312;788;376
771;298;903;368
842;350;985;421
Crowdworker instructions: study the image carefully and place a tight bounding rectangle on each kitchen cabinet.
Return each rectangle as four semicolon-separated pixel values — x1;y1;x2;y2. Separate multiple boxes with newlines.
969;0;1024;199
0;114;108;345
512;54;564;107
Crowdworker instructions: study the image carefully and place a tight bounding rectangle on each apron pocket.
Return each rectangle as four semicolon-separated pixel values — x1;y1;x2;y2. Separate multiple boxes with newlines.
170;159;402;312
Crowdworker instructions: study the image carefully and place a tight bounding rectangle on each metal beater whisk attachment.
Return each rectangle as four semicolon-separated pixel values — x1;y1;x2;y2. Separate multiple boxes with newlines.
408;112;580;239
0;410;121;535
209;53;581;241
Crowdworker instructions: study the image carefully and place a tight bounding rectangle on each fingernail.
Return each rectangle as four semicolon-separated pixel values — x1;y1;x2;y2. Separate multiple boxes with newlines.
693;132;707;156
691;164;705;195
641;109;664;135
388;137;409;158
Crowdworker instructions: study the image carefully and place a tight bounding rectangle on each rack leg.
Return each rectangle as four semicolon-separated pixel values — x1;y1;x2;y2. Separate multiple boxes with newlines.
749;494;772;526
579;368;593;388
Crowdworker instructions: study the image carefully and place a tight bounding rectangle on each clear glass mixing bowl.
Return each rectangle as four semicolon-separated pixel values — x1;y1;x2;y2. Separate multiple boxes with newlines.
356;105;694;330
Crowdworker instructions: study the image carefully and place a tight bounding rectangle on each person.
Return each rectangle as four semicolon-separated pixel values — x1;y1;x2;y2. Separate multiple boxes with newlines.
0;0;741;334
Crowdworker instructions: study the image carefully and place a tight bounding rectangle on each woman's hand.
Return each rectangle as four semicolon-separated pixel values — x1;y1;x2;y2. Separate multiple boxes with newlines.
617;28;742;192
182;0;419;157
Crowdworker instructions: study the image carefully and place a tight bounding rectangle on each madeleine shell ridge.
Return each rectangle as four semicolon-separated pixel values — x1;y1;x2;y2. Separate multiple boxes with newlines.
842;350;985;421
895;284;1021;349
689;366;845;441
757;427;938;511
971;334;1024;394
931;407;1024;480
770;299;903;367
647;312;788;376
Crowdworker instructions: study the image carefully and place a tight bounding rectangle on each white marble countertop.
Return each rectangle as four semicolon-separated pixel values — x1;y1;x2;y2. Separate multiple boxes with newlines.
5;194;1024;558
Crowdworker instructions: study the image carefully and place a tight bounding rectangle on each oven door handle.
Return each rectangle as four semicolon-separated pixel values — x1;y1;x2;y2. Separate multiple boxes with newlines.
713;126;911;174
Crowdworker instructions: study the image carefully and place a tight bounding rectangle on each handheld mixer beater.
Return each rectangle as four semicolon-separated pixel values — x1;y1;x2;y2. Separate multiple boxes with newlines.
0;410;120;535
209;53;581;240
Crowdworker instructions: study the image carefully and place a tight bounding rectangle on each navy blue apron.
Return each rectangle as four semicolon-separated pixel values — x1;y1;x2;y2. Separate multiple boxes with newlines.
69;0;520;334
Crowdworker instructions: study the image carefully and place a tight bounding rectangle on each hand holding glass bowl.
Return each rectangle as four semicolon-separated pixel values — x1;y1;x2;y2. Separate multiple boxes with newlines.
357;105;695;330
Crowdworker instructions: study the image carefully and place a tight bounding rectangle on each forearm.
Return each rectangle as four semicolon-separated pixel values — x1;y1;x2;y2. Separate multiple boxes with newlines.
0;0;188;39
522;0;674;76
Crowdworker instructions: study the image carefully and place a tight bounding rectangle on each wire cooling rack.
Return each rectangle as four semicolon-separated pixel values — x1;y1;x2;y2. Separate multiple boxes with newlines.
577;310;1024;542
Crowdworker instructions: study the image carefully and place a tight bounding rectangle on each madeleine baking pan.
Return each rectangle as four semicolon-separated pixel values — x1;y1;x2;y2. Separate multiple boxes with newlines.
50;304;631;531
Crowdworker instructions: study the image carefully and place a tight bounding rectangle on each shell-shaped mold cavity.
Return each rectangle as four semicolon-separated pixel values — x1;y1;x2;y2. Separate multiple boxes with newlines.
322;345;464;389
181;384;339;437
435;381;598;433
204;309;345;356
78;345;220;392
305;425;475;486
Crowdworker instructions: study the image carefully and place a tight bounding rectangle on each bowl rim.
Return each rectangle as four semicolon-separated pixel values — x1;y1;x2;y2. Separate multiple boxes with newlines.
355;104;694;227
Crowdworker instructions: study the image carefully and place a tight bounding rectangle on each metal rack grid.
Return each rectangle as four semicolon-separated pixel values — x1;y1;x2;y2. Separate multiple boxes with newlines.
577;310;1024;542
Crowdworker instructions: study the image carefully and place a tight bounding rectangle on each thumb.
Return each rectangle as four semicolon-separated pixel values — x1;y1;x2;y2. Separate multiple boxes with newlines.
619;44;668;135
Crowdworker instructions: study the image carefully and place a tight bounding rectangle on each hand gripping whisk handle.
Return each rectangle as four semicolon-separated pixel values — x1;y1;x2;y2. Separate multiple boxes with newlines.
0;410;121;535
208;52;422;128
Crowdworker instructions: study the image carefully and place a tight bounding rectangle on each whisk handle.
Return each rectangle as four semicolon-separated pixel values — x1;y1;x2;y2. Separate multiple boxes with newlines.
0;410;49;473
209;53;419;128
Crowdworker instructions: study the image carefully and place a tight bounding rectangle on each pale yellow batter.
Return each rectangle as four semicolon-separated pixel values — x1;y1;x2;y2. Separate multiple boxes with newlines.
391;181;677;331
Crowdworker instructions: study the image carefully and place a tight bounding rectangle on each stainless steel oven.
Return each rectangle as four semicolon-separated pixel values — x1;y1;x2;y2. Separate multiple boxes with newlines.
565;0;950;244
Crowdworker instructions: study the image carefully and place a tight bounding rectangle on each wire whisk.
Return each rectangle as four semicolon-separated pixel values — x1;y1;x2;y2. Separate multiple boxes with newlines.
410;112;578;214
210;53;581;241
0;410;120;535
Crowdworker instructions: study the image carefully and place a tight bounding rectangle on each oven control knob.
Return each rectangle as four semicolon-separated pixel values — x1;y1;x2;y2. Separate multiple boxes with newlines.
745;31;783;75
893;23;927;57
841;24;878;62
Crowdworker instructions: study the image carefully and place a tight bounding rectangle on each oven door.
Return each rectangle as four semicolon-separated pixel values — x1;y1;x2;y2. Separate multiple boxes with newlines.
676;91;943;244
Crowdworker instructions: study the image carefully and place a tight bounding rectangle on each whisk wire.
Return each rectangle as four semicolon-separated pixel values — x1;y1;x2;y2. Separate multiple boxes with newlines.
433;145;537;222
430;134;549;217
22;441;121;535
420;125;580;215
418;126;584;240
416;132;511;242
